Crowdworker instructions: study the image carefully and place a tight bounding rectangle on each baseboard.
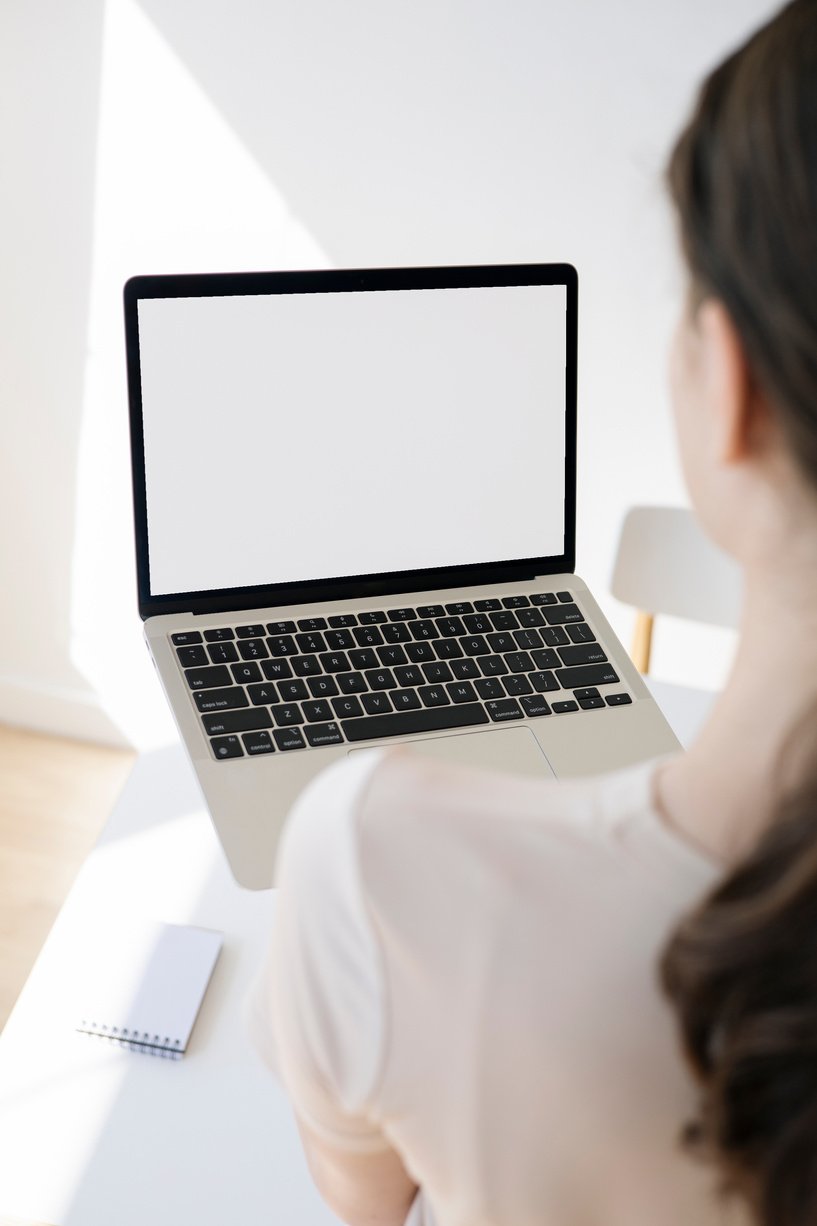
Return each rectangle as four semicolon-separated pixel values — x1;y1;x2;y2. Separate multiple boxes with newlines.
0;675;133;748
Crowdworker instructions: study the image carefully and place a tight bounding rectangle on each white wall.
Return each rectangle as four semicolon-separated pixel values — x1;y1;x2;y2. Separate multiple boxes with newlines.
0;0;778;747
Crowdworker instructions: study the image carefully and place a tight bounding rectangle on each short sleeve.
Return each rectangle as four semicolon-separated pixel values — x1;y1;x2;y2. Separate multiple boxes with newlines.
245;749;392;1153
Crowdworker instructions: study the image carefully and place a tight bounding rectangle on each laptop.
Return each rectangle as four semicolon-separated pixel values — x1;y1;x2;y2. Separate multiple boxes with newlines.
124;263;679;889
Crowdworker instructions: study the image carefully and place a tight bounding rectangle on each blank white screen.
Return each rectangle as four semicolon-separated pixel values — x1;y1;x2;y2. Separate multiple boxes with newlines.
138;282;567;595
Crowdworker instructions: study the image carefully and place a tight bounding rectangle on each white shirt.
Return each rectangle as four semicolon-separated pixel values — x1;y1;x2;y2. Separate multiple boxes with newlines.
247;746;749;1226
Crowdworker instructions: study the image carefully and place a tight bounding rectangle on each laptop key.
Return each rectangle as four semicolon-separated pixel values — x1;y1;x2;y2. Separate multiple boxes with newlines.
303;700;334;722
273;728;306;751
530;593;558;606
308;678;337;702
388;607;418;621
529;671;559;693
436;617;466;637
267;635;297;656
325;628;355;650
418;686;450;708
359;611;388;624
262;658;293;681
423;662;452;684
391;688;421;711
266;621;296;634
578;697;605;710
606;693;632;707
291;654;321;677
333;695;364;719
487;631;516;654
361;692;393;715
559;643;607;666
232;662;262;684
278;679;309;701
177;645;208;667
553;700;579;714
378;645;408;667
207;641;239;664
236;624;266;638
247;682;278;706
411;620;439;641
304;722;344;748
296;631;327;654
505;651;534;674
365;669;396;692
434;639;463;660
476;678;504;700
204;627;236;642
477;655;508;676
556;591;573;602
338;672;367;695
474;598;501;611
349;647;378;669
461;636;489;656
270;703;304;727
489;610;519;631
543;604;583;625
516;608;544;628
394;665;423;688
502;596;530;609
328;614;358;628
567;622;597;644
382;623;412;644
521;694;551;717
319;650;351;673
447;681;478;704
211;735;243;759
504;675;533;696
417;605;445;618
450;658;479;680
531;648;561;670
446;601;474;615
463;613;491;634
341;701;488;742
298;617;327;632
406;642;435;663
194;686;249;712
172;630;202;646
238;639;269;661
242;731;275;755
185;665;232;690
354;626;384;648
203;708;273;735
541;626;569;647
486;699;524;722
555;664;620;689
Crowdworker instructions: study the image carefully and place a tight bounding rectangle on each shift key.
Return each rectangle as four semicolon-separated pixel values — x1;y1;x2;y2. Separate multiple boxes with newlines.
555;663;620;689
194;686;249;712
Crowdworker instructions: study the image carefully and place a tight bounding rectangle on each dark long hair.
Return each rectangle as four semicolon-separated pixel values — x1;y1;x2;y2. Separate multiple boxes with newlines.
660;4;817;1223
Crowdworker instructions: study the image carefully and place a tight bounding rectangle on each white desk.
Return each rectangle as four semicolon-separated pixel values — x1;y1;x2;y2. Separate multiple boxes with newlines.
0;744;341;1225
0;682;712;1224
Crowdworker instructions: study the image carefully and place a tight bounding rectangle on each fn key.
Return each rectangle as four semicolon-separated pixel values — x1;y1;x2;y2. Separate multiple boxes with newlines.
211;735;243;759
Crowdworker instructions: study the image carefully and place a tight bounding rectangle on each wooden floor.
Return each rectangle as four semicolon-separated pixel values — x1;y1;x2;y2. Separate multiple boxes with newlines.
0;724;135;1032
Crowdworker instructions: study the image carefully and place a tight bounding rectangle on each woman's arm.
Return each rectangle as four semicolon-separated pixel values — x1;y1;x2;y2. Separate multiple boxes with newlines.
295;1112;419;1226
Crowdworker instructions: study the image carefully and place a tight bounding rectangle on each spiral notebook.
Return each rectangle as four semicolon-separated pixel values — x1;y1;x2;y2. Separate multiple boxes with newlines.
75;921;223;1059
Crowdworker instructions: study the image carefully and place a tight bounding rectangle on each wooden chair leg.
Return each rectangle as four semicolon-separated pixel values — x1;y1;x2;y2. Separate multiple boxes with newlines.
631;610;654;674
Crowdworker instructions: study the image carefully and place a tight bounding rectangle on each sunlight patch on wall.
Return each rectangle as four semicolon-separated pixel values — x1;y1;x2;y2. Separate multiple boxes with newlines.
71;0;330;749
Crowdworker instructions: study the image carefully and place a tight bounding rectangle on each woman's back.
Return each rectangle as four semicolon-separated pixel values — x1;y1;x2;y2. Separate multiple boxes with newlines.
252;748;748;1225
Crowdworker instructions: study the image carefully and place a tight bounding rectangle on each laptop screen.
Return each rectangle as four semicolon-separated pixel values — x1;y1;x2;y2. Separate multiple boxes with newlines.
126;266;577;615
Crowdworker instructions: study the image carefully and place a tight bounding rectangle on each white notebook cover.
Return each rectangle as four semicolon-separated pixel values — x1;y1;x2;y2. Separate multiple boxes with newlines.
76;921;223;1058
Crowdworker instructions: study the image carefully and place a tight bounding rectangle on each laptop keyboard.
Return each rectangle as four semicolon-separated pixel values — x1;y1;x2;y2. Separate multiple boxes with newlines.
169;591;632;761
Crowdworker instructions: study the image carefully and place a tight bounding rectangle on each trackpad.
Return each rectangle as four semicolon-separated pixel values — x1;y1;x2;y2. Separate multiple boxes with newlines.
349;726;555;779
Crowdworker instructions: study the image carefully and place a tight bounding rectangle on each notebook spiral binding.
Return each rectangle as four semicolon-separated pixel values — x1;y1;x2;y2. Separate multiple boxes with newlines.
77;1020;184;1060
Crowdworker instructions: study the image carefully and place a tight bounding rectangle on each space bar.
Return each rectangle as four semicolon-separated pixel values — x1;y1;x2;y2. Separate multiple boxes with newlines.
341;702;490;742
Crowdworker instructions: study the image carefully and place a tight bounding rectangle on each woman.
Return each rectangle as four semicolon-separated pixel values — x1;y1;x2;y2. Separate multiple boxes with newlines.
247;3;817;1223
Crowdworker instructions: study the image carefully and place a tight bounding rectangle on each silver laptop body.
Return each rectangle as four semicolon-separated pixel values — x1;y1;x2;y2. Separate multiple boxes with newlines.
124;264;678;889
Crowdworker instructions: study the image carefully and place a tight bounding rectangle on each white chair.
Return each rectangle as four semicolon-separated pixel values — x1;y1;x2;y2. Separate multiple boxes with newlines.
610;506;742;747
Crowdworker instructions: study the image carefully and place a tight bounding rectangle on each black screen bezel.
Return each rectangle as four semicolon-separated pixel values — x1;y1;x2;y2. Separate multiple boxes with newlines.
124;263;577;620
